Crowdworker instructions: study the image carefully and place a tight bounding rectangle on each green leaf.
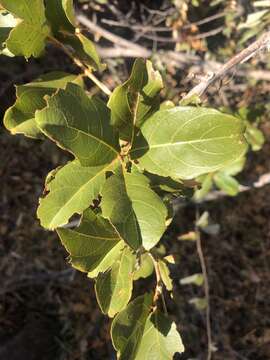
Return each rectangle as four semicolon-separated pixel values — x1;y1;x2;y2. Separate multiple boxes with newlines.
158;260;173;291
101;171;168;250
38;159;119;229
57;208;123;273
0;0;51;58
108;59;163;141
221;156;246;176
133;253;154;281
194;173;213;200
45;0;75;33
245;123;265;151
134;310;184;359
111;293;152;360
4;71;82;139
95;247;135;317
0;10;17;56
213;172;239;196
180;273;204;286
131;106;247;180
36;83;120;166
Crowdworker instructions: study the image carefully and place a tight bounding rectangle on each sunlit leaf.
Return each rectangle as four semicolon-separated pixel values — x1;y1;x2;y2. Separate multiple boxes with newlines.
4;71;82;139
36;83;120;166
134;310;184;359
38;159;119;229
0;0;51;58
101;171;168;250
131;106;247;180
95;247;135;317
57;209;123;273
111;293;152;360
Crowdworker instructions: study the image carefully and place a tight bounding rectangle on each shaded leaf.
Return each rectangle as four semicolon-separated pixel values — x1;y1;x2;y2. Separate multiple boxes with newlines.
0;0;51;58
36;83;120;166
57;208;122;273
4;71;82;139
134;310;184;359
131;106;247;180
108;59;163;141
101;171;167;250
38;159;119;229
111;293;152;360
45;0;75;33
95;247;135;317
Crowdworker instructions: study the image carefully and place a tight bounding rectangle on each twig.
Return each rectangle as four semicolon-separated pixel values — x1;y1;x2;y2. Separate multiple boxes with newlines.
76;12;150;57
183;31;270;100
149;253;163;305
195;206;212;360
48;36;111;96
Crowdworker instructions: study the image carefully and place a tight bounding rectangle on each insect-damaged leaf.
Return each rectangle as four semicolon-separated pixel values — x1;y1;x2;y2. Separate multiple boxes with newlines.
131;106;248;180
36;83;120;166
4;71;82;139
57;209;123;273
101;171;167;250
111;293;152;360
108;58;163;141
0;0;51;58
38;159;119;229
95;247;135;317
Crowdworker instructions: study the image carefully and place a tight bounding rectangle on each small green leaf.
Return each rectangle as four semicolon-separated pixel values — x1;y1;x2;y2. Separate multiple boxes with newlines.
189;297;207;310
180;273;204;286
133;253;154;281
0;10;17;56
134;310;184;359
108;59;163;141
38;159;119;229
131;106;247;180
158;260;173;291
95;247;135;317
45;0;75;33
214;172;239;196
101;171;168;250
36;83;120;166
245;124;265;151
57;209;123;273
194;173;213;200
61;31;105;72
111;293;152;360
4;71;82;139
0;0;51;58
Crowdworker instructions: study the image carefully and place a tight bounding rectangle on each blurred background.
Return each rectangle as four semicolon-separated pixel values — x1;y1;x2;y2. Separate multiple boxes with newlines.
0;1;270;359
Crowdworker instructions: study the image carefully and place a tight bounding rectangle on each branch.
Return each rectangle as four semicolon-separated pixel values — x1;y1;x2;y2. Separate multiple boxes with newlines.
76;12;150;57
183;31;270;100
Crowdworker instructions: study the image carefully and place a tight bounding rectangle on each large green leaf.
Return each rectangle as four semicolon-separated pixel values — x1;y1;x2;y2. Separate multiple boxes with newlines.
111;293;152;360
57;209;123;273
0;0;51;58
101;171;168;250
36;83;120;166
131;106;248;180
134;310;184;359
4;72;82;139
38;159;119;229
95;247;135;317
108;59;163;141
